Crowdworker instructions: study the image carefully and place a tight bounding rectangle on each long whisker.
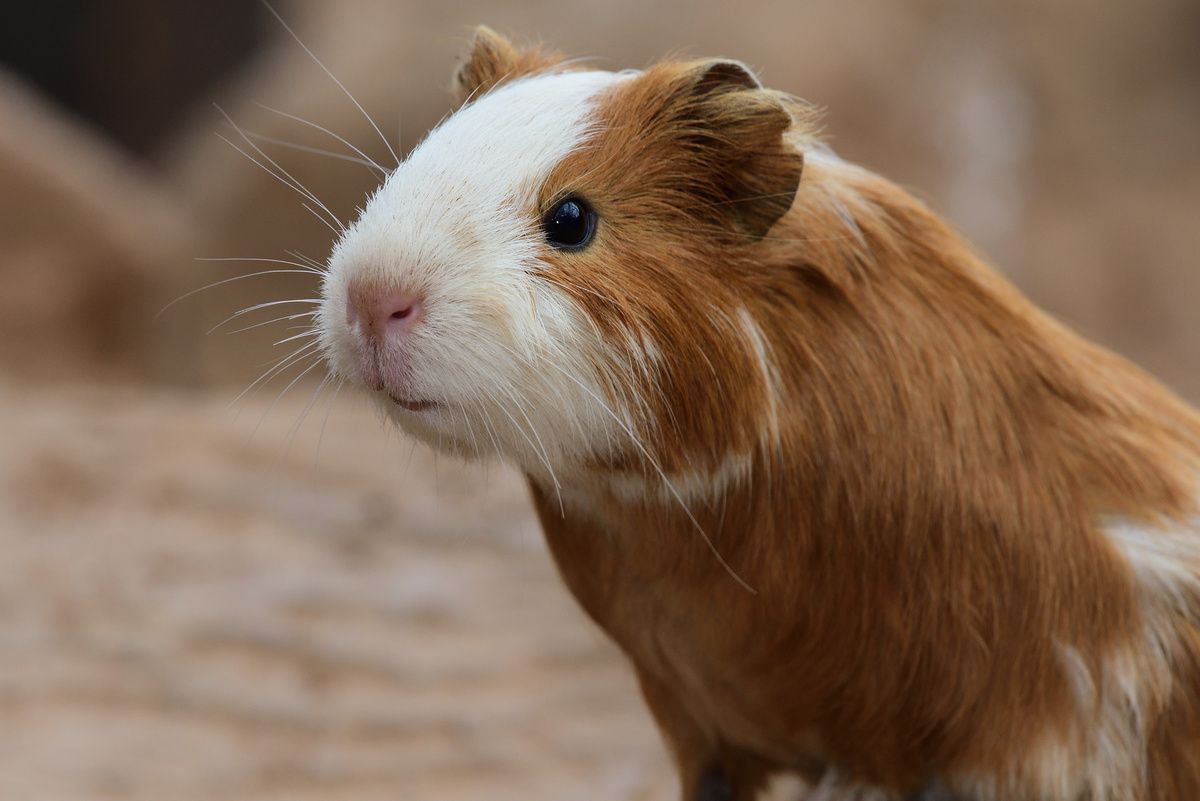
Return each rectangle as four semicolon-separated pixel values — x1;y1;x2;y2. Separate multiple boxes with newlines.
230;340;322;408
288;250;327;271
196;256;323;273
207;299;321;335
156;267;320;320
299;202;341;236
244;130;386;175
504;386;564;513
462;386;505;461
259;0;401;168
274;329;319;347
215;106;343;224
225;310;317;336
214;130;343;233
249;356;327;444
276;369;336;464
486;385;561;493
214;105;345;230
453;389;490;461
493;339;757;594
313;376;346;478
252;102;390;179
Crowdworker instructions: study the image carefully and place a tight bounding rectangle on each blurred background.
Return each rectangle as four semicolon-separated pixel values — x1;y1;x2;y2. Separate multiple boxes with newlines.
0;0;1197;799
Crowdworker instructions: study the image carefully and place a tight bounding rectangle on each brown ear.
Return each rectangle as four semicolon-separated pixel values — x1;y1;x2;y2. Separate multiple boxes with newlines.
693;59;763;92
452;27;565;105
678;59;804;238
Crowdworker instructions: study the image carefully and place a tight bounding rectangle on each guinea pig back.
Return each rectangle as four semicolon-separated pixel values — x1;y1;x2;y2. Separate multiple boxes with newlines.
317;27;1200;801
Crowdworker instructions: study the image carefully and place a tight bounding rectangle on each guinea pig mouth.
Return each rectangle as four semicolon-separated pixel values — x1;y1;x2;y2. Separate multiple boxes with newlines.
388;393;437;412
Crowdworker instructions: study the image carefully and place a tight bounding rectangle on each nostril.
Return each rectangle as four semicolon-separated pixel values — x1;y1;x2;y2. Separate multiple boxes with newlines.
385;297;420;329
346;283;423;338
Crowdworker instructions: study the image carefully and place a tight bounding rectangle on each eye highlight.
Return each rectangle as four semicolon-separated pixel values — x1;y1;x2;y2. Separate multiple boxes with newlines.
543;196;596;249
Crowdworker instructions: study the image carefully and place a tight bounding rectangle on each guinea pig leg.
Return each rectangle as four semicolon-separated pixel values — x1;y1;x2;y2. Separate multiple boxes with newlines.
695;764;735;801
715;748;802;801
635;666;792;800
633;667;722;800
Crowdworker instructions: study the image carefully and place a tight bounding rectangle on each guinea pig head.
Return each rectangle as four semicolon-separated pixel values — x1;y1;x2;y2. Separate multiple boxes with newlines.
318;30;807;493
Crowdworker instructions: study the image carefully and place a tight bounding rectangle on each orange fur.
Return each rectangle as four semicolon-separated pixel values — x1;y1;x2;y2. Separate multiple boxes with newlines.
326;32;1200;800
515;46;1200;800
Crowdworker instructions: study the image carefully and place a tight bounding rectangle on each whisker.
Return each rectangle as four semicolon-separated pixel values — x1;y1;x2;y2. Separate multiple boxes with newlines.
451;396;480;455
251;101;390;179
505;387;564;513
486;385;559;491
207;298;321;335
224;310;317;336
249;357;328;445
244;130;385;175
277;369;335;465
229;340;322;409
259;0;401;168
399;430;419;487
313;376;346;479
196;256;323;273
156;266;320;320
493;339;756;594
214;105;346;229
274;329;319;347
288;250;327;271
463;386;505;461
214;130;344;233
301;202;341;236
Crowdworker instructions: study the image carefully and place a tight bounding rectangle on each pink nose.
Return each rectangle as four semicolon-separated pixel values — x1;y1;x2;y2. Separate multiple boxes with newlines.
346;287;422;340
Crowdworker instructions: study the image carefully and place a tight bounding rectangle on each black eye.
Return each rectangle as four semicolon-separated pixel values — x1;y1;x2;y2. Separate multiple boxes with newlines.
543;197;596;249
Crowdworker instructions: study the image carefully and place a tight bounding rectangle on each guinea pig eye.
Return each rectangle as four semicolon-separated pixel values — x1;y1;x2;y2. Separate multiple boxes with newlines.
543;197;596;249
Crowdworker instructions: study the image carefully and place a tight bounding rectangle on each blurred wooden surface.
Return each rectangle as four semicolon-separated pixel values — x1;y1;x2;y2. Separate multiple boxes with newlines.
0;382;675;800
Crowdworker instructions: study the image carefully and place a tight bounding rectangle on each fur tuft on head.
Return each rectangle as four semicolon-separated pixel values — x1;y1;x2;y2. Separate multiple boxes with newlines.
452;26;567;104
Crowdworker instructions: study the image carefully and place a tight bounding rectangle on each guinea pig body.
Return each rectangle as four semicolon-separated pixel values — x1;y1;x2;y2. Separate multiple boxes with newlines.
317;29;1200;801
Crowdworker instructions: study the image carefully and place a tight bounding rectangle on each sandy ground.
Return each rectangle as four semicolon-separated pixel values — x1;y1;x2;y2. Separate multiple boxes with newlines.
0;379;675;801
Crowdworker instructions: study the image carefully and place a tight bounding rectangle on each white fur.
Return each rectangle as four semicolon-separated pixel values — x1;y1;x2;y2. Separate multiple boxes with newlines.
1108;517;1200;617
950;515;1200;800
602;448;755;507
952;643;1156;801
801;768;902;801
320;69;646;483
735;305;783;456
756;772;810;801
1078;516;1200;798
587;306;781;507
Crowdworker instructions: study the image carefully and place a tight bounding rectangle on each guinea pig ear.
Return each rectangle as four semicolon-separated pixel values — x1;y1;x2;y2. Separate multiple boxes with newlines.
681;59;804;239
693;59;763;92
452;26;564;105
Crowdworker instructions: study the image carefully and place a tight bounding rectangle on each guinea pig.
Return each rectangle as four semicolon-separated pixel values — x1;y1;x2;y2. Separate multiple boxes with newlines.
315;27;1200;801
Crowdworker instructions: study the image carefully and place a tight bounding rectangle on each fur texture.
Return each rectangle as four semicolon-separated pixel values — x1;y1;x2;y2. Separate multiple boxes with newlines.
317;29;1200;800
